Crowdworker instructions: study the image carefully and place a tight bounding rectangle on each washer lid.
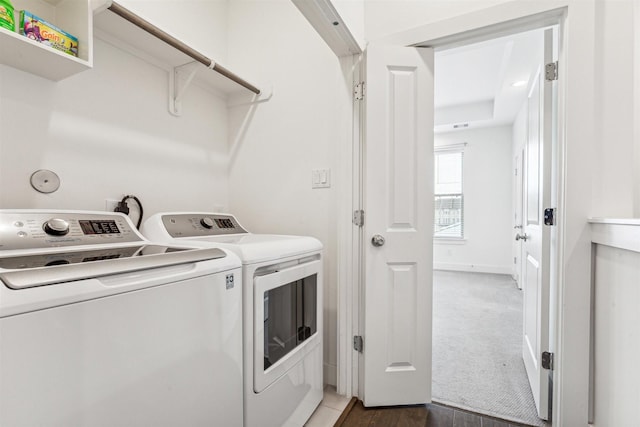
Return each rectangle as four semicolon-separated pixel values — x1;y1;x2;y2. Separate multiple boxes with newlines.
174;234;323;264
0;245;227;289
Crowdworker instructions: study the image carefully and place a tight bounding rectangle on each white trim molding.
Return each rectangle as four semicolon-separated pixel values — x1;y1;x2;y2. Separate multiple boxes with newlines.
589;218;640;253
434;263;513;275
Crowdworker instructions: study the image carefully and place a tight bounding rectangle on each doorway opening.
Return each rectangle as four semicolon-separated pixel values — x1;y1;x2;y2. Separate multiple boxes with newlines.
431;26;554;427
337;6;569;423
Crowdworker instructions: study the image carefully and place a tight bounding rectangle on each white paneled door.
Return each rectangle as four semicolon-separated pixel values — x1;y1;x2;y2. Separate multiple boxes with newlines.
362;44;434;407
521;28;555;421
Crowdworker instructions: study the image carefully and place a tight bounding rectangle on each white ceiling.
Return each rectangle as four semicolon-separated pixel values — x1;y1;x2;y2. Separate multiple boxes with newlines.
434;28;545;133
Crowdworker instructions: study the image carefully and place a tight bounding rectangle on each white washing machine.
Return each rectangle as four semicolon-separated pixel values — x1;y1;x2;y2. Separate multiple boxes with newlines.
142;212;323;427
0;210;243;427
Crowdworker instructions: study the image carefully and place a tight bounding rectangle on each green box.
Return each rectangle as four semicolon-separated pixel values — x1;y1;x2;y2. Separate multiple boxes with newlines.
0;0;14;32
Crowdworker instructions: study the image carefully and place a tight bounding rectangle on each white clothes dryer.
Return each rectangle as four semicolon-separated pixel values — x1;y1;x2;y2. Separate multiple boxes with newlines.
0;210;243;427
142;212;323;427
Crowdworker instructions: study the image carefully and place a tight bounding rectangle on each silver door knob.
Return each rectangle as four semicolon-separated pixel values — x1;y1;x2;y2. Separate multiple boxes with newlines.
515;233;529;241
371;234;385;247
514;224;523;229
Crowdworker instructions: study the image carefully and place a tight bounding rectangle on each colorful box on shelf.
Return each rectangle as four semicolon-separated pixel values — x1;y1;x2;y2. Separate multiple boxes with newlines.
0;0;14;32
19;10;78;57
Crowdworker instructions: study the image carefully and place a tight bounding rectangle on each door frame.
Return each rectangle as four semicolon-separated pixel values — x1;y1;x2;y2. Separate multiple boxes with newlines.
336;2;594;425
336;53;364;397
514;148;525;289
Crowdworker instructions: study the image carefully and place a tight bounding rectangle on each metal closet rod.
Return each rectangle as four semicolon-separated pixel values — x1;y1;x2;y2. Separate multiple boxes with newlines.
108;1;261;95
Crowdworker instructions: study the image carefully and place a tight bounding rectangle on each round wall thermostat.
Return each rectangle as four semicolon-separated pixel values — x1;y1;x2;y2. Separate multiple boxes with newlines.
30;169;61;194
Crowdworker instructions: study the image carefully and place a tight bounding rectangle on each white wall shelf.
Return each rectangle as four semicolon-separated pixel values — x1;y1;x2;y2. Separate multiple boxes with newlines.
93;1;266;114
0;0;92;81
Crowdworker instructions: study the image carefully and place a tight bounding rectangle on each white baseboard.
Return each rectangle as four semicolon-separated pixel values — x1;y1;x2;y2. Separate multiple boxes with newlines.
434;262;512;275
324;363;337;387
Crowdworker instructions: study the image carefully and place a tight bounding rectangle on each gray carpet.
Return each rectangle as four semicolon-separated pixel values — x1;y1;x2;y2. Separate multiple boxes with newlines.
432;270;547;427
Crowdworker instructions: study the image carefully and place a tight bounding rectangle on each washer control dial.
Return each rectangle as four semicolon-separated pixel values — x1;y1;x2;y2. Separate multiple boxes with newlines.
43;218;70;236
200;217;215;229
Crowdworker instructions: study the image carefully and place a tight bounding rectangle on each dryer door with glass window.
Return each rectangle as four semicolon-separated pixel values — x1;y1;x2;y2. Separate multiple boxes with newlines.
253;259;321;393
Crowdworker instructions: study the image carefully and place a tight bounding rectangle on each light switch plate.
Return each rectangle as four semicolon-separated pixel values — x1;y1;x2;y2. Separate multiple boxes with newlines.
312;169;331;189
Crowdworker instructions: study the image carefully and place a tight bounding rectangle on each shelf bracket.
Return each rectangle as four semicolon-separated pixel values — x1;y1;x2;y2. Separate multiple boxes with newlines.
169;61;200;116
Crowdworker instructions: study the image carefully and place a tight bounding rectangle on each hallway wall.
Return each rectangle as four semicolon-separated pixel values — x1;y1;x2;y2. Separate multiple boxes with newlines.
434;126;513;274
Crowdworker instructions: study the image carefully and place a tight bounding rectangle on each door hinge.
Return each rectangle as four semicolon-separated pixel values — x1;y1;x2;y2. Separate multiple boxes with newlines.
353;335;363;353
544;208;556;226
545;61;558;81
542;351;554;370
354;82;365;101
353;210;364;227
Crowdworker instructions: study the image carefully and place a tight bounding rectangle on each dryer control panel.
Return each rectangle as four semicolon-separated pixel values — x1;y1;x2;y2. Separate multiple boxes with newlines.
0;211;142;250
161;213;247;238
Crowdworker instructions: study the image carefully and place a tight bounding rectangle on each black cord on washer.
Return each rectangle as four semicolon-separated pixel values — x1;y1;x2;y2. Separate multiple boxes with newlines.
114;195;144;229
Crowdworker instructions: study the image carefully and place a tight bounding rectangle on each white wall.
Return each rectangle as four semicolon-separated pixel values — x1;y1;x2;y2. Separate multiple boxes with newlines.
0;36;229;214
434;126;513;275
591;0;635;217
117;0;228;62
364;0;509;42
226;0;349;386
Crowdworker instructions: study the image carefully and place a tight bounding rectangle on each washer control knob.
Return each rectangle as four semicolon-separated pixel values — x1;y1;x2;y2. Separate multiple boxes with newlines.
200;217;215;229
43;218;70;236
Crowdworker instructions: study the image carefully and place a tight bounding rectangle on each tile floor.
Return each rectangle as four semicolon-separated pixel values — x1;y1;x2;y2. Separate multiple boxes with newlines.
304;385;352;427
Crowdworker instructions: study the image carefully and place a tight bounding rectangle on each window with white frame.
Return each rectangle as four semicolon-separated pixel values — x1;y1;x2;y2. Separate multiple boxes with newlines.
434;146;464;239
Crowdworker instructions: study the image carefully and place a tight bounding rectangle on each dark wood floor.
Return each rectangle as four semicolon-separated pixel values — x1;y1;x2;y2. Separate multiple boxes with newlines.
335;399;534;427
